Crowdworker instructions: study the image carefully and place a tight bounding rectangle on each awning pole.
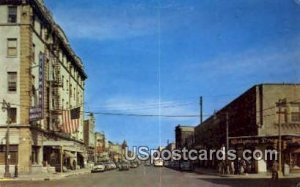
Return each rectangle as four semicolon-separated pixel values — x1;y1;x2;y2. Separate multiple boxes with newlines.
60;146;63;174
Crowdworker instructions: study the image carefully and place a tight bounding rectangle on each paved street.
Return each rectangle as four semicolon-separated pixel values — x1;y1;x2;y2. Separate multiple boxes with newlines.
1;166;300;187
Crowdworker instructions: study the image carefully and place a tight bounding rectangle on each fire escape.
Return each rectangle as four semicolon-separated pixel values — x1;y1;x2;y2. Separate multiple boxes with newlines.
49;40;63;131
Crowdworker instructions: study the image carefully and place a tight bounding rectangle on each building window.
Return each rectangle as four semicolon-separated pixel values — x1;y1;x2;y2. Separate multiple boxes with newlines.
7;72;17;92
8;107;17;124
32;15;35;28
62;75;64;89
70;84;72;98
8;6;17;23
40;24;43;38
291;112;300;122
290;103;300;122
52;65;55;81
32;44;36;63
62;99;64;109
66;80;69;91
7;38;17;57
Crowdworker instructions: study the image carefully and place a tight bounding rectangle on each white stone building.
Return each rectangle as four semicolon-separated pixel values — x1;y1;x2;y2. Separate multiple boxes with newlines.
0;0;87;175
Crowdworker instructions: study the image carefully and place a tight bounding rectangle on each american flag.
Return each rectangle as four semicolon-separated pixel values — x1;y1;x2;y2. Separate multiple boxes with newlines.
61;107;81;134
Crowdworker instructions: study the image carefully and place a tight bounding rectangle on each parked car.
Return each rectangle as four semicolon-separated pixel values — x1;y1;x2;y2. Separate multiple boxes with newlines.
116;161;122;169
169;160;180;169
144;161;151;167
108;162;117;169
154;158;164;167
164;161;170;167
119;161;130;171
91;163;106;173
180;161;193;171
130;161;138;168
102;162;112;170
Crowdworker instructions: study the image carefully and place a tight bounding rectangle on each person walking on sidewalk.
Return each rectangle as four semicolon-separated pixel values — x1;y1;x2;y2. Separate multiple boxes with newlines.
230;161;235;175
272;160;279;180
236;158;241;175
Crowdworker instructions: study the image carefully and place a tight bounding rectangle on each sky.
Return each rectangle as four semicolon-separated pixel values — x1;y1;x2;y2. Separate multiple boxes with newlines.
44;0;300;149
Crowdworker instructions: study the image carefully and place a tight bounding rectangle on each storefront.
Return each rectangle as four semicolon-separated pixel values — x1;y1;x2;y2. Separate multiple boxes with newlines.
43;140;87;172
230;135;300;174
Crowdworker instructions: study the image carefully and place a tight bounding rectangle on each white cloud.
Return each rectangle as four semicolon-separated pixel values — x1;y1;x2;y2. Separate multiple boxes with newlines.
52;8;159;41
182;37;300;83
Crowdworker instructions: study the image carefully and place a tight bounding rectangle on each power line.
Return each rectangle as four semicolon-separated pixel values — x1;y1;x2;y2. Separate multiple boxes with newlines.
87;102;195;111
1;97;300;119
86;111;200;118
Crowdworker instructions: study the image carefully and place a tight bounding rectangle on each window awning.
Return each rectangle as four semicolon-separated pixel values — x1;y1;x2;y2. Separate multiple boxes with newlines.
78;152;87;158
64;151;76;158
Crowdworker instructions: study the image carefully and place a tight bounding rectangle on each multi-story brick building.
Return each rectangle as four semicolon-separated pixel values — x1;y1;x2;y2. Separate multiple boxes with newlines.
194;84;300;173
175;125;194;150
0;0;87;175
84;113;96;163
95;132;106;162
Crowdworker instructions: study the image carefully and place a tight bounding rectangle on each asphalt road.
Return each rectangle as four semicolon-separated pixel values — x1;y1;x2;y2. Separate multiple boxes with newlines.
1;166;300;187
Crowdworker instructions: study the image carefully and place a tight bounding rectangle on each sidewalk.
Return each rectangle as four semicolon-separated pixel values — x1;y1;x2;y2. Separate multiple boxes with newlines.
194;167;300;179
0;168;91;182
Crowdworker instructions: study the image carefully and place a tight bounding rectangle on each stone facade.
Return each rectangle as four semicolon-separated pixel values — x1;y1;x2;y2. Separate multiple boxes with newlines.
0;0;87;175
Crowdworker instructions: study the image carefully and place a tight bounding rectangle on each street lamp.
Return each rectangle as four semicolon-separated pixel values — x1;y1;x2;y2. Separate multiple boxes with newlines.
2;100;12;178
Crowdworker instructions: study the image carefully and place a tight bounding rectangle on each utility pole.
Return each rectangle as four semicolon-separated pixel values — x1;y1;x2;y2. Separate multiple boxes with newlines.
2;100;12;178
276;99;285;175
200;96;203;124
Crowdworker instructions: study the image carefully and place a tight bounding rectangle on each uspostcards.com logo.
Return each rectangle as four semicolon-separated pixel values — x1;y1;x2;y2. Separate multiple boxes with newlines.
124;146;278;163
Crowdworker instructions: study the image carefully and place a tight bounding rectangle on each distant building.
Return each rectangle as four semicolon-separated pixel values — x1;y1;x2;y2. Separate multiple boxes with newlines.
194;84;300;173
158;146;166;152
84;113;96;163
109;142;122;162
175;125;195;150
95;132;106;161
121;140;128;159
165;143;176;152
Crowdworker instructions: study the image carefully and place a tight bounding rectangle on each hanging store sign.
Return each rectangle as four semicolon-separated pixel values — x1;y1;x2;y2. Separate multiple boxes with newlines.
30;52;45;121
230;137;276;145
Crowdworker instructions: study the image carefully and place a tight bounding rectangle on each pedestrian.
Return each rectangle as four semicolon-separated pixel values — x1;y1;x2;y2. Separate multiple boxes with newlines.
272;161;279;180
226;161;230;175
237;158;241;175
230;161;235;175
218;161;223;174
240;159;246;175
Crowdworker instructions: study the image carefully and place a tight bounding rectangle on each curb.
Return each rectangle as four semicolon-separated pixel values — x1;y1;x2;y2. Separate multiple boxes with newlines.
0;170;91;182
195;170;300;179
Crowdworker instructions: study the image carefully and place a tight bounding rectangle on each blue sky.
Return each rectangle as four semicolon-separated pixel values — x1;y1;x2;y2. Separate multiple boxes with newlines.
45;0;300;148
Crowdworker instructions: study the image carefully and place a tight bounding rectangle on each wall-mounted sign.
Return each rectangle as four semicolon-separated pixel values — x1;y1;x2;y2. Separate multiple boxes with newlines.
30;52;45;122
